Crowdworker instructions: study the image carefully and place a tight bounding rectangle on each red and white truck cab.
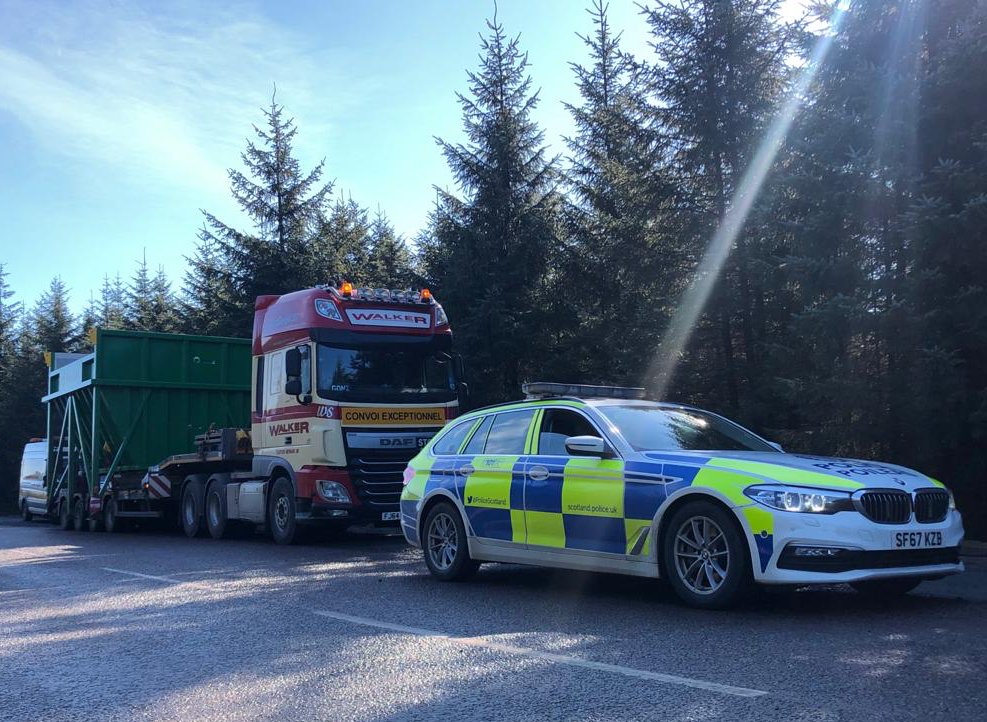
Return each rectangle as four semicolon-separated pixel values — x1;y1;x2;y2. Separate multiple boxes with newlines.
252;283;464;530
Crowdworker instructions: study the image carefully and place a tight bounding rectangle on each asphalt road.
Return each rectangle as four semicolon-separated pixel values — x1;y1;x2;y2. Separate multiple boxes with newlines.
1;518;985;722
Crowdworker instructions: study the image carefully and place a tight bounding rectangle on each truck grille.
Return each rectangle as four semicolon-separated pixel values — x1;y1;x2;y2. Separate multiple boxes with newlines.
858;490;912;524
914;489;949;523
347;453;414;510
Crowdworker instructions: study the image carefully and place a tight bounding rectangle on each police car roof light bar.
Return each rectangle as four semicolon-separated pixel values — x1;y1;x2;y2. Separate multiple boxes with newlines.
522;382;647;400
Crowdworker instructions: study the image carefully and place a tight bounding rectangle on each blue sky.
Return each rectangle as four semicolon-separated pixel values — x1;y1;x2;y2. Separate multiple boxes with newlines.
0;0;802;312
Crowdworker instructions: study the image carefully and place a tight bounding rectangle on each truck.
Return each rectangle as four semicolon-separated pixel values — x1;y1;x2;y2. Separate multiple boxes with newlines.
39;283;464;544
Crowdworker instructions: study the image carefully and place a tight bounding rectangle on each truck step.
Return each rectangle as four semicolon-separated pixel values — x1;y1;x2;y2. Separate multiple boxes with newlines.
115;511;164;519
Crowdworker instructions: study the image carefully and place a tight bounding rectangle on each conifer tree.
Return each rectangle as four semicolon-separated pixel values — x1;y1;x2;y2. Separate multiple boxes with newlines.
561;1;677;384
194;98;333;335
423;15;563;404
365;210;415;287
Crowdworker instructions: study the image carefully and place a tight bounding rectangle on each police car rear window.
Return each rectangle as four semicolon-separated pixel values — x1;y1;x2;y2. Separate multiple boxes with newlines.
432;420;475;455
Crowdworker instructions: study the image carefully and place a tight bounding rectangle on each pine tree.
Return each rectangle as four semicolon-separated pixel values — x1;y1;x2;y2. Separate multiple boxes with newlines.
423;16;563;405
193;98;333;335
98;274;127;330
561;1;677;384
0;266;22;509
313;195;372;285
181;230;237;336
124;256;156;331
365;209;415;287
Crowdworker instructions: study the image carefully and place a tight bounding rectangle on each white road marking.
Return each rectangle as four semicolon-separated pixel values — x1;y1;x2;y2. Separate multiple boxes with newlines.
312;609;768;698
102;567;179;583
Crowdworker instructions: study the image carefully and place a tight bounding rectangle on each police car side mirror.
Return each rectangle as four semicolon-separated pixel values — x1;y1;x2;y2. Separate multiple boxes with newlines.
565;435;607;458
768;441;783;452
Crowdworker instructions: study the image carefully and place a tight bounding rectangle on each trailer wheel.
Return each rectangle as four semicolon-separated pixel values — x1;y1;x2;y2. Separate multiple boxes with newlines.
181;480;205;538
103;497;121;533
72;498;88;532
58;499;72;530
206;483;229;540
268;477;297;545
20;500;33;522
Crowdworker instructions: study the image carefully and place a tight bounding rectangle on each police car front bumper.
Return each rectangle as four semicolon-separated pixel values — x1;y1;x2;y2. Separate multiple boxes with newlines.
750;507;965;585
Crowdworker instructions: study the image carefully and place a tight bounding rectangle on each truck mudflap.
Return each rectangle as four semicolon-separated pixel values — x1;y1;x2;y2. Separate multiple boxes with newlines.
142;472;173;499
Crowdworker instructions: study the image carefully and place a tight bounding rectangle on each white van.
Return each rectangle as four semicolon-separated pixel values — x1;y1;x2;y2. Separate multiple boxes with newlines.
18;440;47;521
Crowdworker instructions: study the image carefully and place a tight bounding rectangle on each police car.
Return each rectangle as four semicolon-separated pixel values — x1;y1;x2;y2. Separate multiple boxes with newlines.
399;383;964;608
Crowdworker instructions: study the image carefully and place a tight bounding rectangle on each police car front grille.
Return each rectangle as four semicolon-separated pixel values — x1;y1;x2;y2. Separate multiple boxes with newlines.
347;455;413;509
858;490;912;524
914;490;949;523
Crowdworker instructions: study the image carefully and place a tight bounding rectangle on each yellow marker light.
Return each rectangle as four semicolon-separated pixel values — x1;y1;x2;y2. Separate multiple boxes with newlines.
421;288;432;302
340;281;354;298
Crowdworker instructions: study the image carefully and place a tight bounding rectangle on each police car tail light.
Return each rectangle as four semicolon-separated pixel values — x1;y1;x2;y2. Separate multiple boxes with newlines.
317;480;352;504
402;466;415;486
744;485;854;514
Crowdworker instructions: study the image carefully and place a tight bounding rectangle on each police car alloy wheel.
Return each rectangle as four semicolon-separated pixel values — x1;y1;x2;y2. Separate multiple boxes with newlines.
662;500;751;609
423;502;479;582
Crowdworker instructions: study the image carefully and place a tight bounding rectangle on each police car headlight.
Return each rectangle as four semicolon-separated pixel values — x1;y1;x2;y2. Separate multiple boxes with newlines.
744;484;853;514
948;489;957;511
317;480;352;504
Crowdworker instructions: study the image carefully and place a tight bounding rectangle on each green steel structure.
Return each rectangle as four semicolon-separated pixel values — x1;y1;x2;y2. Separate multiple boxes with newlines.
42;329;251;525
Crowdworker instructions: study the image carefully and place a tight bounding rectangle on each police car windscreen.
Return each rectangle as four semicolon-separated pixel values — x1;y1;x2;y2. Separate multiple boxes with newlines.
316;344;457;403
600;405;776;452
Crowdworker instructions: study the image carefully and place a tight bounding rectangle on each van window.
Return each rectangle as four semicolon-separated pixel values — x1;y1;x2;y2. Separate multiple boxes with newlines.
482;410;536;455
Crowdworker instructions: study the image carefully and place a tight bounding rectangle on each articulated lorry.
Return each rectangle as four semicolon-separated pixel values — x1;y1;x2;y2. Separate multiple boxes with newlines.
37;284;464;544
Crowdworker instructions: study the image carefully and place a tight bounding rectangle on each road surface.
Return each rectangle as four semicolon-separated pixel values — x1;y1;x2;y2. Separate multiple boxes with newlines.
1;518;985;721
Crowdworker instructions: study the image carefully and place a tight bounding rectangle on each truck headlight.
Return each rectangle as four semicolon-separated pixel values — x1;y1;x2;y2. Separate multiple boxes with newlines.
744;484;853;514
317;480;352;504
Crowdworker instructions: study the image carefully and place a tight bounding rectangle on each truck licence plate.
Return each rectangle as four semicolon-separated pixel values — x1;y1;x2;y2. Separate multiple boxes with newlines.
381;511;401;522
893;531;943;549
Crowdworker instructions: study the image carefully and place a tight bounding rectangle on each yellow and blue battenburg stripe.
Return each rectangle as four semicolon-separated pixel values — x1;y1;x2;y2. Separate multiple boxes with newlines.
402;431;808;573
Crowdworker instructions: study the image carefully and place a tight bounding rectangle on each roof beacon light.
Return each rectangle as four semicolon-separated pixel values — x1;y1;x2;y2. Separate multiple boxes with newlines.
420;288;433;302
340;281;354;298
522;382;648;400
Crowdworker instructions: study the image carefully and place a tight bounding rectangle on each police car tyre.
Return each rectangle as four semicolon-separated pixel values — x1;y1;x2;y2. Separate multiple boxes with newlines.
206;483;229;540
58;499;72;531
423;502;479;582
72;499;87;532
662;500;752;609
20;500;32;522
850;578;922;598
269;477;297;545
181;480;205;538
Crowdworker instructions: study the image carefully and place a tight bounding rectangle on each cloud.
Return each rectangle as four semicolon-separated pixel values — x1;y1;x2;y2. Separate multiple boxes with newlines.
0;0;356;200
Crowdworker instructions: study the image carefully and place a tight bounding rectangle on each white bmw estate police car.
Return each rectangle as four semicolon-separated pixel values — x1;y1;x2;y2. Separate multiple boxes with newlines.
400;384;964;608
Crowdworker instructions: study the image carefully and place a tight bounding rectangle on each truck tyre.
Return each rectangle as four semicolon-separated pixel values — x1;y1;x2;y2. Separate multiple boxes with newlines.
661;499;752;610
268;477;297;545
20;500;33;522
422;501;479;582
103;497;121;533
72;498;88;532
181;481;205;538
206;483;229;540
58;499;72;530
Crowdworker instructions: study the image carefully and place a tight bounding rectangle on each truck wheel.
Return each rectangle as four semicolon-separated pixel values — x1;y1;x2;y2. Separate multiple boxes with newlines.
103;497;121;533
661;500;752;609
206;484;229;540
58;499;72;530
20;500;33;522
268;477;297;545
72;498;88;532
422;502;479;581
181;481;205;538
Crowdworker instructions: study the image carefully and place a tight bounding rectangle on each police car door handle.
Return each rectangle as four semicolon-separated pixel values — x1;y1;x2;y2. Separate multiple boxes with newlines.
528;466;549;482
459;464;475;476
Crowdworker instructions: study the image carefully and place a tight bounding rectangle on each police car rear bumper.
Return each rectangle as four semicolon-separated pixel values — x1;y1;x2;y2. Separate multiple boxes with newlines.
750;507;965;585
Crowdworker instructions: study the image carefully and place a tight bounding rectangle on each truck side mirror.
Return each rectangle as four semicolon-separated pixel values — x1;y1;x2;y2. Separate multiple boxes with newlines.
285;348;302;377
283;346;311;404
457;381;471;410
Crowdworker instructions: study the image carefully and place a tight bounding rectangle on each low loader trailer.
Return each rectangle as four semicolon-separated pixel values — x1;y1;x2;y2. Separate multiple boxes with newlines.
41;284;464;544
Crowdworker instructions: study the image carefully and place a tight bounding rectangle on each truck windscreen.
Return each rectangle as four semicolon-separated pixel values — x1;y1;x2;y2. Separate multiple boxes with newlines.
316;344;457;403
